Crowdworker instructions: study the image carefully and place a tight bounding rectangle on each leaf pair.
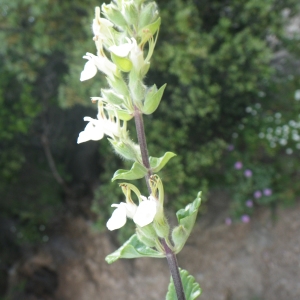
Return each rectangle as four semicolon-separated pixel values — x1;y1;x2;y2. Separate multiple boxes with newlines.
105;193;201;261
112;151;176;181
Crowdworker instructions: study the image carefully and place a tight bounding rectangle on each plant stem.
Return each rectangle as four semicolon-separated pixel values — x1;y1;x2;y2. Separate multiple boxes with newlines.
133;105;186;300
162;239;186;300
133;105;152;192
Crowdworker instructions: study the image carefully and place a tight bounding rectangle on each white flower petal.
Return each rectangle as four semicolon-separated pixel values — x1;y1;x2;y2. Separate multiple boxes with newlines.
77;119;104;144
109;39;134;57
83;52;117;78
106;203;127;231
124;202;137;219
80;60;97;81
133;199;157;227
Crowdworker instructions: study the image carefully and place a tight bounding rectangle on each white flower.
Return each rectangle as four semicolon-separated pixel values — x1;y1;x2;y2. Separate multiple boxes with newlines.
109;38;145;72
92;7;114;43
106;202;137;231
77;115;119;144
133;196;157;227
106;196;157;231
109;37;135;57
80;52;117;81
80;60;97;81
77;117;104;143
128;38;145;71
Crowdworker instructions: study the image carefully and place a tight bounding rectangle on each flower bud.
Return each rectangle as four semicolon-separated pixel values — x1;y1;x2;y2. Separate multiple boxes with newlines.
153;218;170;239
109;139;140;161
171;225;186;250
140;62;150;77
102;3;128;28
123;1;139;28
136;223;158;247
111;53;133;72
105;107;133;121
107;75;129;97
129;69;145;104
138;17;161;44
138;2;159;29
101;89;124;105
136;228;156;247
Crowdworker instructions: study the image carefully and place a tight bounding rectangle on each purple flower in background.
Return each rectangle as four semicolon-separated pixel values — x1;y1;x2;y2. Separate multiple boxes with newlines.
245;200;253;207
254;190;262;199
244;169;252;178
263;188;272;196
227;144;234;151
241;215;250;223
234;161;243;170
225;217;232;225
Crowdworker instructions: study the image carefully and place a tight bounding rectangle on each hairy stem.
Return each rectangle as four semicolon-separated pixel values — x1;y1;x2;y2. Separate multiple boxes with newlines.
134;105;152;192
133;105;186;300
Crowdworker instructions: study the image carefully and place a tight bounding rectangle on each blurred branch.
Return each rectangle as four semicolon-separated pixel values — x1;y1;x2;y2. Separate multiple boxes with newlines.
41;133;71;195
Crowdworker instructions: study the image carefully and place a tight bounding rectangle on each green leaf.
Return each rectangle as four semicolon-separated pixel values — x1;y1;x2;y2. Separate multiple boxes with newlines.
112;162;148;181
142;83;166;115
105;234;165;264
172;192;201;254
111;53;133;72
149;152;176;173
166;269;201;300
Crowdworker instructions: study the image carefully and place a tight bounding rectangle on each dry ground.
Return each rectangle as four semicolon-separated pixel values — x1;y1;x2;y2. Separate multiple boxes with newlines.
6;193;300;300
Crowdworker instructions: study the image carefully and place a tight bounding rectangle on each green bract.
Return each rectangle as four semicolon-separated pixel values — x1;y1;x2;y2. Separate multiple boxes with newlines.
129;69;145;103
172;192;202;254
138;17;161;44
166;269;201;300
105;234;165;264
142;83;167;115
149;151;176;173
138;2;159;29
123;1;139;27
107;75;130;97
102;3;128;27
112;161;147;181
101;89;124;106
111;53;133;72
109;139;140;161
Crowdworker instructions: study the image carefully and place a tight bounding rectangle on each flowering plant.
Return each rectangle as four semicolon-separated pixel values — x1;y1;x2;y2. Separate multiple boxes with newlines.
76;1;202;299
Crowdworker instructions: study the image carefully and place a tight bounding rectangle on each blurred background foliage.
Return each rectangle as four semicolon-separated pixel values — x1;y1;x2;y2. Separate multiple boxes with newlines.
1;0;300;295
